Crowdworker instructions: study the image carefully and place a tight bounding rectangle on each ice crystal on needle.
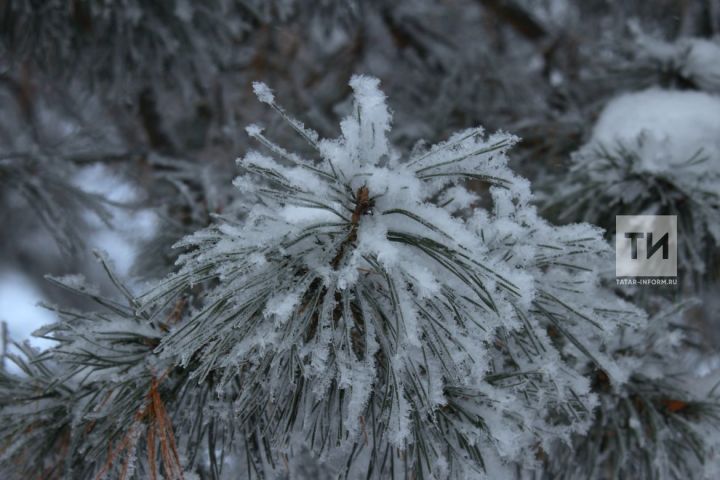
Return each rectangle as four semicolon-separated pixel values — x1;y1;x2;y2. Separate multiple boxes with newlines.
140;76;642;477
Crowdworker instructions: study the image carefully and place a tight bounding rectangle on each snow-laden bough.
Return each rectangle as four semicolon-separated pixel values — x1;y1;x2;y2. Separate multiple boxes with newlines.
140;75;643;478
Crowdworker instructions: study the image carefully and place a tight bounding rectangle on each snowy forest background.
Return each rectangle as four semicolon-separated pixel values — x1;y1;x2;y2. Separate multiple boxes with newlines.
1;1;720;479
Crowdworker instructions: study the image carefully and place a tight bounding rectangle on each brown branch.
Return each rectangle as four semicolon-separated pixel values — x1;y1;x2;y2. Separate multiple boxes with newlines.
95;375;183;480
330;185;373;270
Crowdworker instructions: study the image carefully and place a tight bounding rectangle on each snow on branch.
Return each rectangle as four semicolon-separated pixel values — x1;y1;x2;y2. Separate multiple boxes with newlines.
138;75;643;477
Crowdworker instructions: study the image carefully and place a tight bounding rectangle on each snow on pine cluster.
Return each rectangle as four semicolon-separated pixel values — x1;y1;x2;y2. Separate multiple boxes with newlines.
559;88;720;278
680;38;720;93
141;76;642;477
638;35;720;94
591;89;720;174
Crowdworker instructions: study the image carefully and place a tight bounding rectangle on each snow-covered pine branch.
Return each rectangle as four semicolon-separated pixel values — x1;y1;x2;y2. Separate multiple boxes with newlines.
137;75;643;477
543;89;720;286
547;300;720;479
636;35;720;94
0;253;184;479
